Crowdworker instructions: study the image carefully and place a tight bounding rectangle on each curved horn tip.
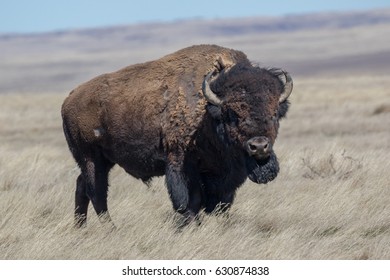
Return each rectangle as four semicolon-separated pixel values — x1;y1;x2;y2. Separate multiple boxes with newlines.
202;71;223;106
279;70;293;103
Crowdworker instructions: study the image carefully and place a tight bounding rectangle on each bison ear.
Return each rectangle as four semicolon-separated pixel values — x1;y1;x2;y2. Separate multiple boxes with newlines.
278;99;290;119
206;104;222;120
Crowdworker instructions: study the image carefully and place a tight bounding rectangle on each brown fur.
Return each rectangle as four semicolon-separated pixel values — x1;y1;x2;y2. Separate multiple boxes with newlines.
62;45;249;154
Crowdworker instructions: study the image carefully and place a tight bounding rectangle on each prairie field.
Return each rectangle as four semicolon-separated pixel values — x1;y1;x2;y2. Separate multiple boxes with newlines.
1;75;389;259
1;10;390;259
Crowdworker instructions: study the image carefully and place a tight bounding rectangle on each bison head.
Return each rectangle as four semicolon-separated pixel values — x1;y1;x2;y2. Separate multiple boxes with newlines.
202;63;293;184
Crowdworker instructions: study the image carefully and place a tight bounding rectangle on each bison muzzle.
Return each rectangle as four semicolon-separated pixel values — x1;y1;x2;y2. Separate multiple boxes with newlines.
61;44;293;227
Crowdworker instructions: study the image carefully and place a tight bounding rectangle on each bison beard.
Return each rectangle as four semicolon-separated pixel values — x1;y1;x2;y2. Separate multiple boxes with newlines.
246;152;280;184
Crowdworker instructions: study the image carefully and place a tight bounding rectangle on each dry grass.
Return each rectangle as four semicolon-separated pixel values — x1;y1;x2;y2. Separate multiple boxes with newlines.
1;10;390;259
1;74;389;259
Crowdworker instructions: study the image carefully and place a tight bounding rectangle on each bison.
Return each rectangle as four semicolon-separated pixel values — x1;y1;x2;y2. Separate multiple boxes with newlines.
61;44;293;227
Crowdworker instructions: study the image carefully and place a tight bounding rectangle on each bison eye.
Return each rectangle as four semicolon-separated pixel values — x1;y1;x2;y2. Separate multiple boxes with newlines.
240;103;249;111
271;112;278;122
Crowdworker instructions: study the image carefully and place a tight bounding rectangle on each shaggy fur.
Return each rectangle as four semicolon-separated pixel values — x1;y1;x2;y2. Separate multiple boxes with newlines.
61;44;292;226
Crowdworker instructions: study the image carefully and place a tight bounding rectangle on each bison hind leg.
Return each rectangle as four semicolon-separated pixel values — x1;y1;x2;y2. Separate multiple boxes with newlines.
75;150;115;228
74;174;89;227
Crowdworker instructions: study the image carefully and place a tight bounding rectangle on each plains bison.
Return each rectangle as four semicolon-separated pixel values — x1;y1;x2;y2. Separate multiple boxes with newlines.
61;44;293;226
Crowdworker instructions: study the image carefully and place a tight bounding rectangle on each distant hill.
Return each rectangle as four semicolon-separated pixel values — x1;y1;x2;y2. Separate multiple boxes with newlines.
1;9;390;94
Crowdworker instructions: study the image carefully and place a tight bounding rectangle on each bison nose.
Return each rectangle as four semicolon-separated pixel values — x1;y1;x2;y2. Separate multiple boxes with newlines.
246;136;271;159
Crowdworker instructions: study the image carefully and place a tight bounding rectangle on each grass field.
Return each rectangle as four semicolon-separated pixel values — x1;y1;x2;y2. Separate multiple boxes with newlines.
1;10;390;259
1;74;389;259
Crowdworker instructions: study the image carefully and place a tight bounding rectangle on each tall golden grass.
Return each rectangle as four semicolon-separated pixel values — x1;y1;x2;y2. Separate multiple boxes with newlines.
1;74;389;259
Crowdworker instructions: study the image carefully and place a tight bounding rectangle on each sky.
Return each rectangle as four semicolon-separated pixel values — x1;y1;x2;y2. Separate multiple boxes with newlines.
1;0;390;34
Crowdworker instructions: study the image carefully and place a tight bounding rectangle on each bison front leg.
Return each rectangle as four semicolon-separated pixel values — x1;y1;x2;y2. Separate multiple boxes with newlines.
166;163;189;214
165;157;202;223
204;191;235;214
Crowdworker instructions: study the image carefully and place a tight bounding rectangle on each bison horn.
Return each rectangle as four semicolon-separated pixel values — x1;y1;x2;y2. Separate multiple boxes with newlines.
279;70;293;103
202;71;223;106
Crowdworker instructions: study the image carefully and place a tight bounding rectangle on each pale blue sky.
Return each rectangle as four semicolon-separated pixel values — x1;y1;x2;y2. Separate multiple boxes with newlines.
1;0;390;34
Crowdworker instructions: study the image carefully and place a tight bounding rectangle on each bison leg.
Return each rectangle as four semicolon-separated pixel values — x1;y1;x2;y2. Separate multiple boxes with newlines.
74;174;90;227
204;191;235;214
165;163;189;214
77;153;114;228
165;156;203;225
